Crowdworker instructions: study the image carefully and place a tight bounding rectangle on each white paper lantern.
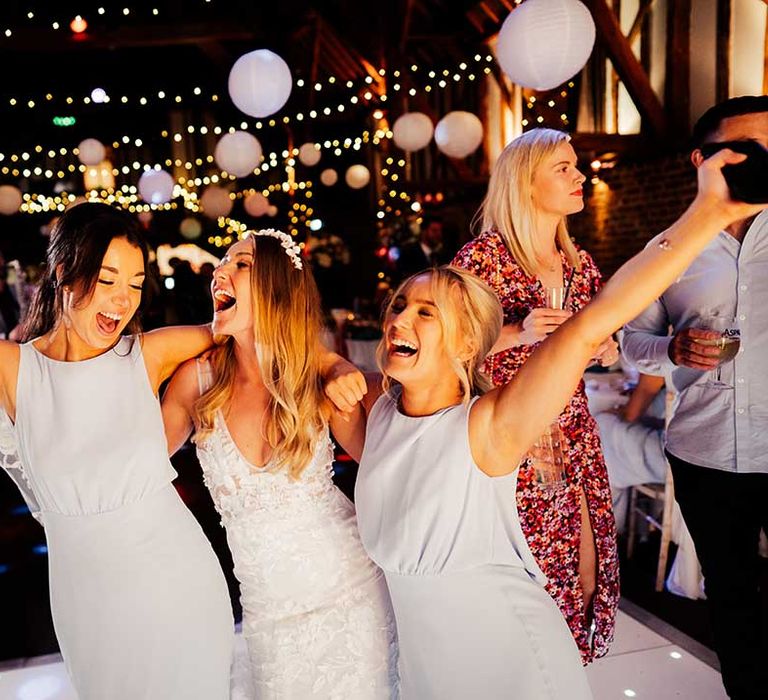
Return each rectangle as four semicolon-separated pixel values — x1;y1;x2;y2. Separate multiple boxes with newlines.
345;164;370;189
298;142;321;167
320;168;338;186
77;138;106;166
138;169;175;205
0;185;22;215
214;131;262;177
200;186;233;219
495;0;595;91
392;112;434;152
434;112;484;159
244;192;269;217
266;205;278;217
228;49;292;118
179;217;203;240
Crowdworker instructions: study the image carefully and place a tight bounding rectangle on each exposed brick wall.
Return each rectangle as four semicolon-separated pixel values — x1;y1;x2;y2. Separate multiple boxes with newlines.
569;152;698;278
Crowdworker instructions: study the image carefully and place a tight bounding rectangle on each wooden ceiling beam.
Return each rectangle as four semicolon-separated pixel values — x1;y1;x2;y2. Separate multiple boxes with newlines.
664;0;690;137
400;0;416;52
582;0;668;138
716;0;732;103
626;0;656;46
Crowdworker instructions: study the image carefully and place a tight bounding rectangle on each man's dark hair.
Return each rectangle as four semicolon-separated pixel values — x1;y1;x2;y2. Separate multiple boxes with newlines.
691;95;768;149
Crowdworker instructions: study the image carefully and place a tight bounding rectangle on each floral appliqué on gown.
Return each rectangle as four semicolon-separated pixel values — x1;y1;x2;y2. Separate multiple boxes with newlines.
195;362;399;699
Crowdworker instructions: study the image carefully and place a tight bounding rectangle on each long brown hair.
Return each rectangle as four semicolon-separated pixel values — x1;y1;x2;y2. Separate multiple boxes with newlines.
194;233;327;479
20;203;149;342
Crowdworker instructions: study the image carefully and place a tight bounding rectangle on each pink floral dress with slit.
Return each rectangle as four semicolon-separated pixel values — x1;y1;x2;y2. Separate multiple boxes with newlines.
452;230;619;663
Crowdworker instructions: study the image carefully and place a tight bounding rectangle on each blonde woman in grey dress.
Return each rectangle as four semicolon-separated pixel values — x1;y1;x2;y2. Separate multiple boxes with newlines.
325;149;764;698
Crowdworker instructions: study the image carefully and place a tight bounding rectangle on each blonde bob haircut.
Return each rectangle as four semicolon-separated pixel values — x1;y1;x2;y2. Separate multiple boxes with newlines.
194;233;327;479
475;127;581;278
377;266;503;403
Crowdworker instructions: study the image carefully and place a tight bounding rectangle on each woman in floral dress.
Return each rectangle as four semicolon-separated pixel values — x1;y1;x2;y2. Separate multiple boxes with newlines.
452;128;619;663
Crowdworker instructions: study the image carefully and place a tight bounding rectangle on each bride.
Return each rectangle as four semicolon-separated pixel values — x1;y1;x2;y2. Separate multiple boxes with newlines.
162;229;398;699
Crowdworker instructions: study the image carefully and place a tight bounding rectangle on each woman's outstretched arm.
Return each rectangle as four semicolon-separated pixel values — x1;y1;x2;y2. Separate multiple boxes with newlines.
142;324;213;394
471;150;767;476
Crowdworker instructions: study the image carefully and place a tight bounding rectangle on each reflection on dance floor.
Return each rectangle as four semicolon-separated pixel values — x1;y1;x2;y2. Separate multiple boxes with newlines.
0;610;727;700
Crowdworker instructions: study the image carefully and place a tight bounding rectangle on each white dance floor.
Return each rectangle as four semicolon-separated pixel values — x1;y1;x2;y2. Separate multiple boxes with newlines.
0;608;726;700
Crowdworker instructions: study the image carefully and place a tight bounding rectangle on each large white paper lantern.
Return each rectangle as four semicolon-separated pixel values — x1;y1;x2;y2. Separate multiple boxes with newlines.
434;112;484;159
77;138;106;166
0;185;22;215
138;169;175;205
228;49;292;118
244;192;269;217
179;217;203;240
392;112;434;152
345;164;370;189
320;168;338;186
214;131;262;177
496;0;595;91
298;143;321;167
200;186;233;219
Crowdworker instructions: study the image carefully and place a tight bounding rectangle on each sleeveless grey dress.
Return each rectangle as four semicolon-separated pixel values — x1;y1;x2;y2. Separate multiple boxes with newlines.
355;391;593;699
2;338;234;699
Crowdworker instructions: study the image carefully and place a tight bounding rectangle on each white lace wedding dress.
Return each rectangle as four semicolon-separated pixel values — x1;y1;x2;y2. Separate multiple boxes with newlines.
195;361;399;699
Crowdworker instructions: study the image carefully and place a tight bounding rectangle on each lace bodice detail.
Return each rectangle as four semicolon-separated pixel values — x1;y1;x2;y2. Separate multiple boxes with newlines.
192;361;399;698
0;410;41;522
195;414;338;526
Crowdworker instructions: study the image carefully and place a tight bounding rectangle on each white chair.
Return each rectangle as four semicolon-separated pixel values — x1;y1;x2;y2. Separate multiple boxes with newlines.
625;389;676;592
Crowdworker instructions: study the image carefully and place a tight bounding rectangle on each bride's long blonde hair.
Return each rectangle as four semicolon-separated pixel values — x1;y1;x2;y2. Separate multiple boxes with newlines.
193;234;327;479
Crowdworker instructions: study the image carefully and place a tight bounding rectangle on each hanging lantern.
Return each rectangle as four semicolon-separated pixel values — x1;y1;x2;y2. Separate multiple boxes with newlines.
77;138;106;166
200;186;233;219
392;112;434;152
0;185;22;215
434;112;484;159
495;0;595;91
244;192;270;217
179;217;203;240
214;131;262;178
228;49;292;118
345;165;370;189
138;169;175;205
298;143;322;167
320;168;338;186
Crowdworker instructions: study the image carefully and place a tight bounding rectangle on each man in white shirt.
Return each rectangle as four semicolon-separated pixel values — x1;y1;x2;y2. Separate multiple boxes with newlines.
622;95;768;700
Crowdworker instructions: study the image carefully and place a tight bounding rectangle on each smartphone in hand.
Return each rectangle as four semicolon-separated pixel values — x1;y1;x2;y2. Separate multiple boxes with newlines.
700;140;768;204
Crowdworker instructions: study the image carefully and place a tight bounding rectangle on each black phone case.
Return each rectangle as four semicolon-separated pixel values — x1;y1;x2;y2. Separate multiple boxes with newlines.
699;140;768;204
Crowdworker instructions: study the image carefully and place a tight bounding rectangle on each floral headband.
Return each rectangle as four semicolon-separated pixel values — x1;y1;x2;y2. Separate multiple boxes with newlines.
246;228;303;270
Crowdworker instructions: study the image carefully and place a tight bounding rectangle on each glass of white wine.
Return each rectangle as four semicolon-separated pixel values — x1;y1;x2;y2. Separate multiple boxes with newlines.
698;316;741;389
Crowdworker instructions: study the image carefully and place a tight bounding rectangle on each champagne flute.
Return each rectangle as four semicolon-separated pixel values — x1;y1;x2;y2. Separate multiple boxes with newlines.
544;286;565;311
697;315;741;388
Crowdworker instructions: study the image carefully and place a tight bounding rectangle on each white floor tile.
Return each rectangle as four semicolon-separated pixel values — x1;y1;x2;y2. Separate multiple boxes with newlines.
604;610;670;657
588;644;727;700
0;663;77;700
0;610;727;700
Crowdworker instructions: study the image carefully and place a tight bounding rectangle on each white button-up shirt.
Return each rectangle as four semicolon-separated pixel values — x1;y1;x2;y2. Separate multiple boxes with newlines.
622;209;768;474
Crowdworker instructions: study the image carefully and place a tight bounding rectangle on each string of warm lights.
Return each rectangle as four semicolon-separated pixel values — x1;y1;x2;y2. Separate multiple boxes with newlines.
1;2;216;40
3;52;492;116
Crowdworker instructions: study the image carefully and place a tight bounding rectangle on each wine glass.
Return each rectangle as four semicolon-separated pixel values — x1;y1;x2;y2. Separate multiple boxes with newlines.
697;315;741;388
